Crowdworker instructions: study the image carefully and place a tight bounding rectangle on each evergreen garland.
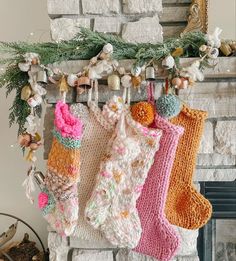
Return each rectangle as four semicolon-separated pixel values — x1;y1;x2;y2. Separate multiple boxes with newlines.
0;28;207;135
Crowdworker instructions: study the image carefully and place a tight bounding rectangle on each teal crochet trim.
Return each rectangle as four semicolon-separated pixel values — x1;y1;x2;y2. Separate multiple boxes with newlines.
41;189;56;216
53;129;81;149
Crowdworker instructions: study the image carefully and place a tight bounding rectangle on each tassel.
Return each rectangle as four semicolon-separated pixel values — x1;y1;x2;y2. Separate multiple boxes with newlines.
22;166;36;204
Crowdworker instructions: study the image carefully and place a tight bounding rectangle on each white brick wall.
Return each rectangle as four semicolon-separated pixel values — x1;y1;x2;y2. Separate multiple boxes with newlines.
47;0;164;43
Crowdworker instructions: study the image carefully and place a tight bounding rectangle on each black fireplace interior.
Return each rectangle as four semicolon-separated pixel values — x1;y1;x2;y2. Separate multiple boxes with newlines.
198;180;236;261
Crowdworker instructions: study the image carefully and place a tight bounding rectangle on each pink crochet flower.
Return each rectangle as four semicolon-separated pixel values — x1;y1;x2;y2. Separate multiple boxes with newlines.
54;101;83;139
38;192;49;209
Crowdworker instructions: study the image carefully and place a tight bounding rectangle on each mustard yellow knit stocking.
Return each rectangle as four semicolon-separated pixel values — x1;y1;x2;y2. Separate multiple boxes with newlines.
165;105;212;229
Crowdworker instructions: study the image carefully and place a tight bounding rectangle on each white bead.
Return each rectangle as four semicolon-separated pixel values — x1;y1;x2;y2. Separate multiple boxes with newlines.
162;55;175;69
67;74;78;87
121;75;132;88
103;43;113;54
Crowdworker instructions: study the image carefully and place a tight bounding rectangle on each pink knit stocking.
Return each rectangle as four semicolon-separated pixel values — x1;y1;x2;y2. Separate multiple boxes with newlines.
134;104;184;260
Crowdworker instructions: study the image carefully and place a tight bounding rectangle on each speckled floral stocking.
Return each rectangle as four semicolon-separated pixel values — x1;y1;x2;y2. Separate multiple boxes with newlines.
85;110;162;248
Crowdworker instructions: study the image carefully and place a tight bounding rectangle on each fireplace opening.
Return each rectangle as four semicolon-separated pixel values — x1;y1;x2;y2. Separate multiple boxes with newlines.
198;181;236;261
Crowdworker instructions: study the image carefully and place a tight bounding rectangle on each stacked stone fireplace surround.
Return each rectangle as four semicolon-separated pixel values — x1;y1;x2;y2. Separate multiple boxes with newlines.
45;1;236;260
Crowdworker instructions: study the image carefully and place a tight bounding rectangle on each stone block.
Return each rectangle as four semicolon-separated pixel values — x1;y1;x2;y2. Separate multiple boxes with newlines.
73;250;113;261
199;121;214;154
215;121;236;155
123;0;162;14
94;17;121;34
50;18;90;41
82;0;120;14
122;16;163;43
197;153;236;166
47;0;80;16
195;169;236;181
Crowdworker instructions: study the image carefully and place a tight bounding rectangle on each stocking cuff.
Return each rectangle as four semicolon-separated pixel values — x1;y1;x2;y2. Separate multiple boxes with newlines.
181;105;208;120
155;113;184;136
54;101;83;139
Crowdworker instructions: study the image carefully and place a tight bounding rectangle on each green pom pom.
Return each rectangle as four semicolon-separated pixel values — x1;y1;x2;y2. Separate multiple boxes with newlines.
156;94;181;119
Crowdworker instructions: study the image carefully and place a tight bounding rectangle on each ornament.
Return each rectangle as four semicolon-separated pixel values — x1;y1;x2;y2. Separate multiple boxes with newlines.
21;85;32;101
207;27;222;48
18;62;30;72
27;94;42;107
103;43;113;54
156;94;181;119
67;74;78;87
77;76;91;89
162;55;175;69
208;47;219;59
89;57;97;65
117;67;126;75
179;78;189;89
220;43;232;56
181;61;204;82
131;76;142;88
130;102;155;126
131;66;141;77
107;74;120;90
18;133;31;147
36;70;47;84
145;66;155;81
171;78;182;88
199;45;207;52
29;142;40;151
112;60;119;69
59;75;70;93
172;47;184;57
121;75;132;88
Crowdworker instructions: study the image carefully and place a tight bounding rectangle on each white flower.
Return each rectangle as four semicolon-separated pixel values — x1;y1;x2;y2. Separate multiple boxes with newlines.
103;43;113;54
181;61;204;82
23;52;39;63
18;62;30;72
206;27;222;48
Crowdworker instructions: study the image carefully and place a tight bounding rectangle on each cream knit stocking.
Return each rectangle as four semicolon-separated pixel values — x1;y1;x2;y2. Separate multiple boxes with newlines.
85;110;162;248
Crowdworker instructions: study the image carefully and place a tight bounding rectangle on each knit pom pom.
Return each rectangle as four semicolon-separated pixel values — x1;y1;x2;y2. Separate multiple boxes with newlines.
130;102;155;126
156;94;181;119
38;192;48;209
38;189;55;215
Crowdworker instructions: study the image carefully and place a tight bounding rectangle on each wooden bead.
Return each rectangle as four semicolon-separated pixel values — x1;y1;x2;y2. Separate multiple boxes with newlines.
30;142;39;150
131;76;142;88
18;133;31;147
172;77;182;88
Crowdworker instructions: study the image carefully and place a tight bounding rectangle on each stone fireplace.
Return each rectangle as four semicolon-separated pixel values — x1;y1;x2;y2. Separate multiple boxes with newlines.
44;0;236;260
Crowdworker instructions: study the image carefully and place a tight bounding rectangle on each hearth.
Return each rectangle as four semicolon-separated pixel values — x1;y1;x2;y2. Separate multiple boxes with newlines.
198;181;236;261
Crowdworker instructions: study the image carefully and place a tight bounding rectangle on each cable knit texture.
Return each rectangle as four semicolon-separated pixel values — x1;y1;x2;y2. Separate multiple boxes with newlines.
71;96;123;245
41;101;83;236
135;113;184;261
85;110;162;248
165;105;212;229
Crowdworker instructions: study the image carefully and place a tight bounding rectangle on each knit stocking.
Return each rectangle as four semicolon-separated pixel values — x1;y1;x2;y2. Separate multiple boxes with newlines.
135;113;183;261
165;105;212;229
40;101;83;236
85;111;162;248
